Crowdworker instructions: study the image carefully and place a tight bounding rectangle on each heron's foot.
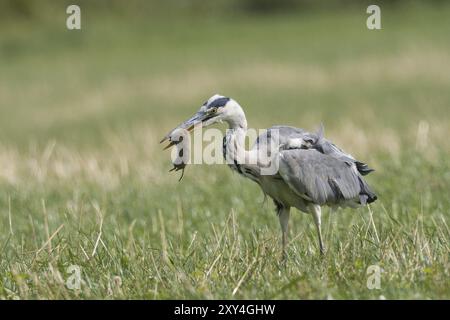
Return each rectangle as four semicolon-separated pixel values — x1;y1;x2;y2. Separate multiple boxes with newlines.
319;245;326;256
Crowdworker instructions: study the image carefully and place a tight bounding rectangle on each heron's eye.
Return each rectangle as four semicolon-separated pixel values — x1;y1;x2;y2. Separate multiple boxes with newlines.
209;107;218;113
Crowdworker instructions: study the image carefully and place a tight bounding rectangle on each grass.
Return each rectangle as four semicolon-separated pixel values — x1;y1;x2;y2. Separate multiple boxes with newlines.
0;3;449;299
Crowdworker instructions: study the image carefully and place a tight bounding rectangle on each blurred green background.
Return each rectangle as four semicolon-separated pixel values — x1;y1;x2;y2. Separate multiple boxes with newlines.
1;0;449;146
0;0;449;299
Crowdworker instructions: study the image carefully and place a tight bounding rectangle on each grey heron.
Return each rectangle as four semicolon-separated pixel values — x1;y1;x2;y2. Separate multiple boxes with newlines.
161;94;377;256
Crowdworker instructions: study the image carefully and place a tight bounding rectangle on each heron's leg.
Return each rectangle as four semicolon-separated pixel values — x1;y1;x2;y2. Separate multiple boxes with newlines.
311;205;325;255
277;206;291;259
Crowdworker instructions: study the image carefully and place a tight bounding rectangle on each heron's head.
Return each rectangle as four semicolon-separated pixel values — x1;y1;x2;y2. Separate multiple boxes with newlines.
161;94;246;144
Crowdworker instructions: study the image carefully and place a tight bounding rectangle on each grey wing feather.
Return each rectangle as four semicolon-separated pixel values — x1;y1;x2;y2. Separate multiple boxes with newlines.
254;125;374;176
279;149;376;205
253;125;305;150
303;125;374;176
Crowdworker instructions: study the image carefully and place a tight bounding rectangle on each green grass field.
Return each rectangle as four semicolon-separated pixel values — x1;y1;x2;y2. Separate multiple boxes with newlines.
0;3;449;299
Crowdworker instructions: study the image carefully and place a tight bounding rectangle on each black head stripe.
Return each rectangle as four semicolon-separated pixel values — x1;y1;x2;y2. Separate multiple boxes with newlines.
208;97;230;109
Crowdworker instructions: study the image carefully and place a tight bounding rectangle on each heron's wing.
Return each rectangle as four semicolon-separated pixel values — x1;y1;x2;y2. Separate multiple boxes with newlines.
261;125;374;176
278;149;376;205
252;125;306;150
253;125;374;176
306;131;375;176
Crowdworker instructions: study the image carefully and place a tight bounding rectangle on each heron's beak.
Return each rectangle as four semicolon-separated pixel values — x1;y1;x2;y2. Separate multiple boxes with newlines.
160;111;216;146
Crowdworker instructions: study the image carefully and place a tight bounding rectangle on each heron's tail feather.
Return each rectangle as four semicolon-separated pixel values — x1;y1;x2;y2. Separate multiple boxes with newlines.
358;176;377;205
355;161;375;176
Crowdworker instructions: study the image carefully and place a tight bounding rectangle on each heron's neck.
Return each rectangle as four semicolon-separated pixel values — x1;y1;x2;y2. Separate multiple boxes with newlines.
225;109;247;131
226;106;247;147
224;105;255;164
224;127;246;165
